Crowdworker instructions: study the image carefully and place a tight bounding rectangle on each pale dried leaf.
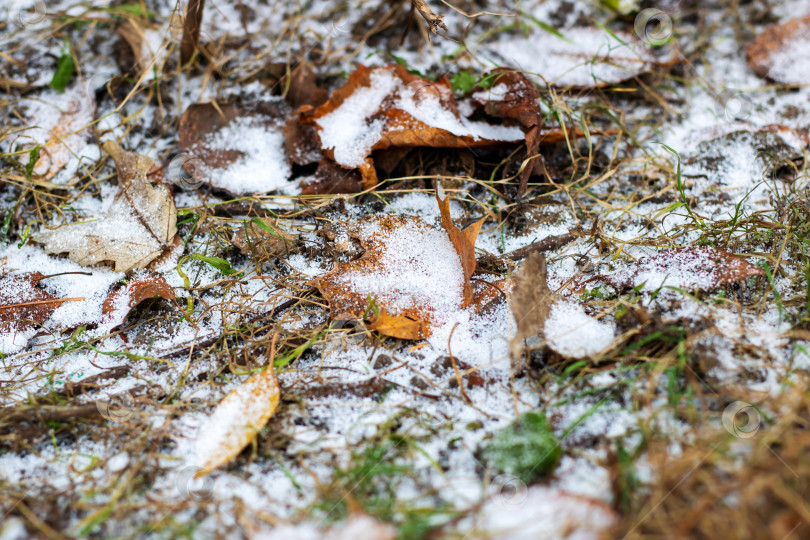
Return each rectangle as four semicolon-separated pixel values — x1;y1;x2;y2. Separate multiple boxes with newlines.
32;141;178;272
194;365;280;476
508;253;556;370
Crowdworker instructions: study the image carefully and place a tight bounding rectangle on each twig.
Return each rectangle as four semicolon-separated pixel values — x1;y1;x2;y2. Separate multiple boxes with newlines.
476;232;577;270
411;0;448;34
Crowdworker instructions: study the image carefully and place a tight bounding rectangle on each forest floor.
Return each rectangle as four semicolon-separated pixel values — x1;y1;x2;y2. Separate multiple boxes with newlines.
2;0;810;539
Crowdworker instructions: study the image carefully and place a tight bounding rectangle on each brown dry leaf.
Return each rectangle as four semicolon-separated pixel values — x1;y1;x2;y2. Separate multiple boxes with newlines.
470;69;545;196
300;159;364;195
596;246;764;292
101;275;175;328
32;141;178;272
231;220;296;259
508;253;556;370
194;364;280;476
746;15;810;84
303;64;526;189
436;192;484;306
178;100;292;194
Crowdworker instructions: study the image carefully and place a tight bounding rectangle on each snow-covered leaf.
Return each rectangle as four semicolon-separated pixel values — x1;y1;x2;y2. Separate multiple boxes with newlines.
194;365;280;476
596;246;764;293
178;100;292;194
32;141;178;272
747;15;810;85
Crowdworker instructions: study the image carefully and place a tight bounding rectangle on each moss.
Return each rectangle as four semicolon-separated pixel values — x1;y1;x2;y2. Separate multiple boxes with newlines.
479;411;561;484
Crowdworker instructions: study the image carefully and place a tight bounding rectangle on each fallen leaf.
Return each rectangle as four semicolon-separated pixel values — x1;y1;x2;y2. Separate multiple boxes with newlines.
509;253;614;365
0;272;60;352
231;219;296;259
470;69;545;196
194;364;280;476
436;192;484;306
313;213;467;339
508;253;556;369
596;246;764;293
32;141;178;272
746;15;810;85
101;275;175;328
303;64;525;189
178;100;292;194
299;159;364;195
117;18;169;78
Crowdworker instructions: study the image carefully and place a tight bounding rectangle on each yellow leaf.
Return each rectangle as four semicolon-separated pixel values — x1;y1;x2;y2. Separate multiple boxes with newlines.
368;308;428;340
194;365;280;476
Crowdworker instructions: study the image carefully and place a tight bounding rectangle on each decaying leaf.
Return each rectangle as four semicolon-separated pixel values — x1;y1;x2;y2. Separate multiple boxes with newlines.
231;220;297;259
470;69;546;196
746;15;810;85
32;141;178;273
0;272;62;351
194;364;280;476
509;253;615;366
509;253;556;369
101;275;175;328
596;246;764;293
178;100;292;194
313;214;467;339
303;64;525;189
299;159;364;195
436;192;484;306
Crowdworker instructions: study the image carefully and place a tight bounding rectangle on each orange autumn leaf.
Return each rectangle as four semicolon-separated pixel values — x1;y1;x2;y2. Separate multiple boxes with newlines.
746;15;810;85
367;307;428;340
436;192;484;307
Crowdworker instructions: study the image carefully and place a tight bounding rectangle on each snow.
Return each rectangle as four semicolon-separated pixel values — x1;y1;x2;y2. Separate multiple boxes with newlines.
482;27;656;87
544;301;615;358
193;115;292;194
763;30;810;85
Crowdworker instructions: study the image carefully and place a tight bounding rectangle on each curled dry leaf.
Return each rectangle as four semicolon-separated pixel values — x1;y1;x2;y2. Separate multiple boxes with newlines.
746;15;810;85
595;246;764;293
436;192;484;306
101;275;175;328
178;100;292;194
32;141;178;273
303;64;525;189
194;364;280;476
